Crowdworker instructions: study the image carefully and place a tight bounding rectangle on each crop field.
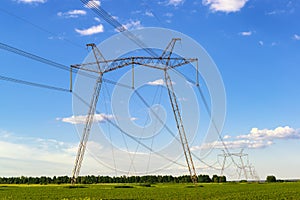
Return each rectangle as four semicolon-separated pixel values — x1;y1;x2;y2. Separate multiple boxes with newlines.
0;182;300;200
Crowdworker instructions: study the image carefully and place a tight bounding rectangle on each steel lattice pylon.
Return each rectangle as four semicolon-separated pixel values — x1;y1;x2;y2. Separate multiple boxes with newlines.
71;39;199;184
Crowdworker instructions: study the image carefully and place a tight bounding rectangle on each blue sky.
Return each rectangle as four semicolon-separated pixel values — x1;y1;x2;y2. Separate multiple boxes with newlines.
0;0;299;180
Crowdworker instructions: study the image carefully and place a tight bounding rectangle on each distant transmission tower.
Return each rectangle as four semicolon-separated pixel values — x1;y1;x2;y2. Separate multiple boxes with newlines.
218;149;259;181
70;38;199;184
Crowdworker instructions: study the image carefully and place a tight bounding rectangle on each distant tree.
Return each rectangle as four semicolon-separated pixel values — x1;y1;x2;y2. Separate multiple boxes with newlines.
266;175;276;183
219;176;226;183
198;175;211;183
212;175;219;183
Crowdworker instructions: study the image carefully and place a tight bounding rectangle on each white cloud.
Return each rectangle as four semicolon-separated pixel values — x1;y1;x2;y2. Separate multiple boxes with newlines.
57;113;114;125
17;0;46;4
75;24;104;36
57;10;86;18
266;10;286;15
202;0;248;13
192;139;273;150
147;79;165;86
237;126;300;141
121;20;143;31
0;131;108;176
167;0;184;6
293;34;300;40
192;126;300;150
85;0;101;8
147;79;176;86
240;31;252;36
0;130;187;176
0;133;77;164
94;17;101;22
223;135;231;139
145;11;154;17
130;117;138;121
112;15;119;20
132;10;142;15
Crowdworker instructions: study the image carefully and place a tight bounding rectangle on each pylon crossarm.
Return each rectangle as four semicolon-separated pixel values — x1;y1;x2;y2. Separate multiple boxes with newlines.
72;57;197;75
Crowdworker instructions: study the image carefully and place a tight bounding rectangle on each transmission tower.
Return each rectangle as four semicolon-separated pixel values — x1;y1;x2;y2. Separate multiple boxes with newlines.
70;38;199;184
218;149;258;181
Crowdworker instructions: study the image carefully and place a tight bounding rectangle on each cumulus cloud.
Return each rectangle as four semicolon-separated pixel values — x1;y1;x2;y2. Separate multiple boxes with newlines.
237;126;300;140
121;20;143;31
192;139;273;150
57;113;114;125
240;31;252;36
75;24;104;36
167;0;184;6
293;34;300;40
57;10;86;18
203;0;248;13
145;11;154;17
85;0;101;8
0;132;77;163
0;131;109;176
223;135;231;139
94;17;101;22
147;79;165;86
147;79;176;86
17;0;46;4
192;126;300;150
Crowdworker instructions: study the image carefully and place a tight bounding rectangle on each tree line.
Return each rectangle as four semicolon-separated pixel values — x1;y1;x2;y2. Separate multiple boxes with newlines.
0;174;226;185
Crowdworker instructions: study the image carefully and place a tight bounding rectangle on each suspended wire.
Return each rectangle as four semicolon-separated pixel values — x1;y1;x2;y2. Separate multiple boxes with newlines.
0;41;90;78
195;85;242;169
102;79;138;174
1;0;203;174
0;0;235;174
0;41;136;90
102;82;118;176
0;74;70;93
169;66;240;168
171;66;241;169
146;85;164;174
102;78;132;89
0;42;70;71
127;81;162;174
79;0;159;58
80;0;225;172
131;75;227;170
72;91;186;168
0;7;85;50
141;1;169;28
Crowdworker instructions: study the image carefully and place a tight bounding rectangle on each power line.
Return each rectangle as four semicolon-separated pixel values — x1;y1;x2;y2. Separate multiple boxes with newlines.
79;0;159;58
0;41;134;89
72;91;186;168
0;74;70;93
0;7;85;50
0;42;70;71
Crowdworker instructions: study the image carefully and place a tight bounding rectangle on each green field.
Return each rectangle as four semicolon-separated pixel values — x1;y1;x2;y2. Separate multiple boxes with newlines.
1;182;300;200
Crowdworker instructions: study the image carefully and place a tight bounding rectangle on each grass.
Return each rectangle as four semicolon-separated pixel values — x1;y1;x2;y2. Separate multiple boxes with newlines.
0;182;300;199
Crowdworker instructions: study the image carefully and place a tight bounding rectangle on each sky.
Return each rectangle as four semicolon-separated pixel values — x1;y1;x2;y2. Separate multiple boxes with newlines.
0;0;299;180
